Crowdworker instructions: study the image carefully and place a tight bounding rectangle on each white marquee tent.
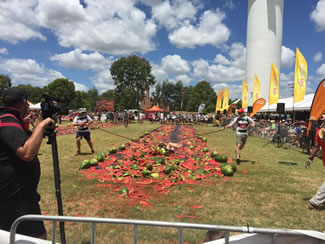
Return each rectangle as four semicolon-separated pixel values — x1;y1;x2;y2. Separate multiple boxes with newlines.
256;93;314;113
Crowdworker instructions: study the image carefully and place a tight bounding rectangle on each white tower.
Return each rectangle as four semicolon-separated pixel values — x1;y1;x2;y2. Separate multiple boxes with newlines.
245;0;284;105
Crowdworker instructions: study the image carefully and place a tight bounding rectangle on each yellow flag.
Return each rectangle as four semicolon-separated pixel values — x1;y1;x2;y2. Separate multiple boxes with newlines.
215;89;223;112
294;48;307;103
222;88;229;110
242;80;248;108
253;74;261;103
269;63;279;105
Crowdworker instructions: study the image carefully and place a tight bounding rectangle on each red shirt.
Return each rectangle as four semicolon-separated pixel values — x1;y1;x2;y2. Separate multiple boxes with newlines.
315;129;325;166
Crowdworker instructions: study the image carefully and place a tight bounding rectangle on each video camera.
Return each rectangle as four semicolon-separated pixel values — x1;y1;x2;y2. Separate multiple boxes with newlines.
41;94;69;122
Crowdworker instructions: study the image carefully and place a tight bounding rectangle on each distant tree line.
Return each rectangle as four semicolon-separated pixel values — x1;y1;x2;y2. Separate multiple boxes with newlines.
0;55;240;113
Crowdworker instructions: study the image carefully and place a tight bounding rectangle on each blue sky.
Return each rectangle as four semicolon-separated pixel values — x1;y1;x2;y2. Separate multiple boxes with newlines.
0;0;324;99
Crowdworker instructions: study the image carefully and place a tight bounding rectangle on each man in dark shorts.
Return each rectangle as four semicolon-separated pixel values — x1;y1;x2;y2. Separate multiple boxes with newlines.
73;108;95;155
0;87;54;239
225;108;255;164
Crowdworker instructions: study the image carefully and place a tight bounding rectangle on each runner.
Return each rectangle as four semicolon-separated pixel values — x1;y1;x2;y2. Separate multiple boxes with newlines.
73;108;95;155
225;108;255;164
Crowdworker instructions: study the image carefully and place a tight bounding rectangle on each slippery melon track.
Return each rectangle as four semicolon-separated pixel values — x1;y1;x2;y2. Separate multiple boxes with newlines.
79;125;230;209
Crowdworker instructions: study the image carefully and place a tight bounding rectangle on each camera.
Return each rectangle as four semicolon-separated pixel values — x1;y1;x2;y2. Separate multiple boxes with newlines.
41;94;69;121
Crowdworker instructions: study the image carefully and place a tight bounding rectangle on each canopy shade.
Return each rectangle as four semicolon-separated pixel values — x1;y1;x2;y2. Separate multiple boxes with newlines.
145;105;164;112
254;93;314;113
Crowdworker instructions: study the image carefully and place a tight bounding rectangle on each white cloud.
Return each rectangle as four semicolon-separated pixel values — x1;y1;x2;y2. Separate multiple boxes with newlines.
74;82;88;92
0;58;64;87
51;49;113;71
161;55;190;75
0;48;8;55
151;0;198;30
212;82;242;99
316;63;325;76
151;63;168;83
193;42;246;83
0;0;157;55
169;9;230;48
176;74;191;84
214;54;230;65
35;0;157;55
91;70;115;93
313;51;323;62
0;0;46;44
281;46;295;69
311;0;325;31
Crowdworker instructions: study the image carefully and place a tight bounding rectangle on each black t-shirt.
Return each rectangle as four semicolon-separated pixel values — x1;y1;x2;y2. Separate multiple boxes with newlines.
0;107;41;202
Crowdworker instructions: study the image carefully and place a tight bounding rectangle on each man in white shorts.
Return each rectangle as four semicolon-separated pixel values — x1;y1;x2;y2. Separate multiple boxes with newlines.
225;108;255;164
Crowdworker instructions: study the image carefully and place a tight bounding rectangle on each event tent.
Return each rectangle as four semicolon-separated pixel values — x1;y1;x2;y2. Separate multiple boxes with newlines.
145;105;164;112
257;93;314;112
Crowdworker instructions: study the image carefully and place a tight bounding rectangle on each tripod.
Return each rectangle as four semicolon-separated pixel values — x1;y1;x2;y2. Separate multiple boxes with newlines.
46;128;66;244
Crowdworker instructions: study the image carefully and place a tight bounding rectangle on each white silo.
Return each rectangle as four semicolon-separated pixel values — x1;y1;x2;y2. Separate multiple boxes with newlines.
245;0;284;106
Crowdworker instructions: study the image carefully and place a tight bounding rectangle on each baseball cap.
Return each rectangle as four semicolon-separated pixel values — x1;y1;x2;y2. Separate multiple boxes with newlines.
238;108;245;113
3;87;27;106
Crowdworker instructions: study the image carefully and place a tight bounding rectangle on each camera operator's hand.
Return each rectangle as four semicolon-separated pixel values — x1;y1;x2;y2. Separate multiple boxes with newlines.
305;158;313;168
40;117;55;130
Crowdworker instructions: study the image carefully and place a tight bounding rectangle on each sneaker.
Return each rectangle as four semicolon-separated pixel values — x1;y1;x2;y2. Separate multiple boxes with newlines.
75;151;81;156
91;149;95;154
307;201;323;210
236;158;240;165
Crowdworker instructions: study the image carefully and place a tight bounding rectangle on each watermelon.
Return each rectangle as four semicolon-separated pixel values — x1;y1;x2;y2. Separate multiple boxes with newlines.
215;154;228;163
163;166;172;174
197;135;203;140
95;153;104;162
144;131;149;135
160;148;166;155
221;164;233;176
146;164;153;171
202;138;207;142
120;187;129;194
120;144;126;150
189;145;195;150
90;159;98;166
130;164;139;170
211;151;218;157
150;173;160;179
203;147;209;152
229;164;237;172
80;160;91;169
142;169;150;177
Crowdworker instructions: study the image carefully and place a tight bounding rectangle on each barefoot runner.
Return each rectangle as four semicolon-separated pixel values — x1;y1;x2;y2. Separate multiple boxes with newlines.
225;108;255;164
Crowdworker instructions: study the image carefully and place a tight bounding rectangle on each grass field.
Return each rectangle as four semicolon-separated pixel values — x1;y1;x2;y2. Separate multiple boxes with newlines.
36;122;325;243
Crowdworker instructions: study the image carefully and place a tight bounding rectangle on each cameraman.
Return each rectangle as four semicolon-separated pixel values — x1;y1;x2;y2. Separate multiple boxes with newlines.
73;108;95;155
0;87;54;239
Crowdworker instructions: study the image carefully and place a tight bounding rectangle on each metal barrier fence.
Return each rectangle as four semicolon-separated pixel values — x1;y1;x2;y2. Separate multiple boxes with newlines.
9;214;315;244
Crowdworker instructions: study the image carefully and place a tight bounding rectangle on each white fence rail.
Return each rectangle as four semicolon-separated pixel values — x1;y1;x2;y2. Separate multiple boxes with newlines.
9;215;324;244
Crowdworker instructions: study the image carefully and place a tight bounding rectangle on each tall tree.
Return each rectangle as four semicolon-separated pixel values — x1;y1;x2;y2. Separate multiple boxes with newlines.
0;75;12;105
185;81;217;113
87;87;99;112
17;84;43;104
99;89;115;100
46;78;75;107
110;55;156;109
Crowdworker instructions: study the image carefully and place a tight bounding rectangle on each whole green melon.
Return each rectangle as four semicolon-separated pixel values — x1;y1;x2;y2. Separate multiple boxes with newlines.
221;164;233;176
80;160;91;169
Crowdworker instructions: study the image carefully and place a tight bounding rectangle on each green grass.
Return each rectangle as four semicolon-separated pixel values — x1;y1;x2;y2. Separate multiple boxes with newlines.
36;122;325;243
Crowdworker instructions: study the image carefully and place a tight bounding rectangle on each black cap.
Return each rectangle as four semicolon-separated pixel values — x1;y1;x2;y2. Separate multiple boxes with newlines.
3;87;27;106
